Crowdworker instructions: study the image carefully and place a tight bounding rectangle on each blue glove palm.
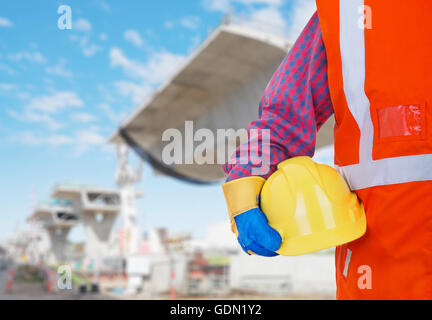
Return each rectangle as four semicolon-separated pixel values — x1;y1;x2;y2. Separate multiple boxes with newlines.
234;208;282;257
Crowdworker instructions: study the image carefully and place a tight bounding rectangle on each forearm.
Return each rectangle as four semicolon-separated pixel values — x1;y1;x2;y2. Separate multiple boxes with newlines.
223;11;334;182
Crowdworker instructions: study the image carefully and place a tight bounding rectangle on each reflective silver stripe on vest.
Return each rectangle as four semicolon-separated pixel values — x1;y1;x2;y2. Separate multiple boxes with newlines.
343;248;352;278
337;0;432;190
338;154;432;190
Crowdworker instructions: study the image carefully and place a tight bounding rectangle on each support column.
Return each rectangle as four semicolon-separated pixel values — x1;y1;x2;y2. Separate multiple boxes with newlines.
46;227;71;264
82;212;117;284
116;144;143;294
82;212;117;260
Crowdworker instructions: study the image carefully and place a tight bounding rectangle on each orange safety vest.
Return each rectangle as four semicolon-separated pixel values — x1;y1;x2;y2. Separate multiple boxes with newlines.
316;0;432;299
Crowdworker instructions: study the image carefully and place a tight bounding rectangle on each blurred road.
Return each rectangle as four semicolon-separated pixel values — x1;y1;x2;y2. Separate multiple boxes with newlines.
0;270;115;300
0;269;334;300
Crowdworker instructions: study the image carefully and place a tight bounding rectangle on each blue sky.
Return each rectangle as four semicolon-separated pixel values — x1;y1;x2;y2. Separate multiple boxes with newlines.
0;0;317;243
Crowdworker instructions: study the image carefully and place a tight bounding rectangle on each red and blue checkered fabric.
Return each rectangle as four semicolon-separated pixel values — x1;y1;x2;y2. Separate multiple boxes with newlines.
223;12;334;181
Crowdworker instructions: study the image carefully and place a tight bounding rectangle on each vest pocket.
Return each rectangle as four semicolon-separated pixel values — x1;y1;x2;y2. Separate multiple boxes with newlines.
371;102;431;160
376;104;423;139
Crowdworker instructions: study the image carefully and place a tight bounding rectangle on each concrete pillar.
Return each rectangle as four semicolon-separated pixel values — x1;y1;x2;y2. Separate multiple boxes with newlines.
82;212;117;260
47;227;71;264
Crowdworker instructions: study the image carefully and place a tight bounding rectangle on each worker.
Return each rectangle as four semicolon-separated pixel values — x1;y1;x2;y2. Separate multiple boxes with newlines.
222;0;432;300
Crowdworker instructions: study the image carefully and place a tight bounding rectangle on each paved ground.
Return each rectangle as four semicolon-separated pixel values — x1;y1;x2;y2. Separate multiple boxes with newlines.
0;270;115;300
111;291;335;300
0;270;334;300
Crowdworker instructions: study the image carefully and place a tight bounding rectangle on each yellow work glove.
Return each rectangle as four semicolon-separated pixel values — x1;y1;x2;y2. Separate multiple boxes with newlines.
222;177;282;257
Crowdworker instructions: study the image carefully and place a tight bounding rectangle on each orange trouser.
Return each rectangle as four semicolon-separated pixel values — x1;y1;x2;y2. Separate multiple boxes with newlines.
335;181;432;300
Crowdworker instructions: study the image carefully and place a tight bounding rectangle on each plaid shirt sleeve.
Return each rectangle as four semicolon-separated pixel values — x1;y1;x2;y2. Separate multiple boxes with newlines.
223;11;334;182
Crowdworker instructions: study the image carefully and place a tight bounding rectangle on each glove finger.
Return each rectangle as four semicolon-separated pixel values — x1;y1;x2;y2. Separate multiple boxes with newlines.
247;241;279;257
237;237;251;256
251;221;282;252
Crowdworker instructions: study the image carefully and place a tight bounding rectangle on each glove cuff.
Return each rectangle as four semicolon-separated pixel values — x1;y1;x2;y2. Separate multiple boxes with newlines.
222;176;266;234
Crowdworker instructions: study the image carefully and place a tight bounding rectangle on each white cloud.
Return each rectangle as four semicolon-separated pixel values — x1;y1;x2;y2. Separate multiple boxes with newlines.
45;59;73;78
202;0;287;36
238;0;283;5
15;129;107;156
202;0;316;40
240;5;287;36
0;83;32;99
17;132;73;147
74;129;108;156
71;112;97;123
100;33;108;41
0;83;15;91
26;91;83;114
0;63;17;75
124;29;144;47
16;91;31;100
202;0;231;12
93;0;111;12
109;47;186;106
163;16;201;31
0;17;12;27
70;34;101;57
76;130;105;145
69;18;100;56
109;47;141;76
180;16;201;30
286;0;316;39
164;21;174;29
188;35;202;53
114;81;152;105
109;47;185;84
8;51;46;64
98;103;121;123
83;44;101;56
203;0;283;11
9;110;63;130
74;18;92;32
10;91;84;130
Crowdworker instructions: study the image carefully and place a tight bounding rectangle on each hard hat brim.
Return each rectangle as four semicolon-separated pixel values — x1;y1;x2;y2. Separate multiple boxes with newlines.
276;209;367;256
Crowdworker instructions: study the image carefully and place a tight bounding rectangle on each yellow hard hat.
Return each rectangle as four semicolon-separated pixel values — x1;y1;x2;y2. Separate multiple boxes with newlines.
260;156;367;256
